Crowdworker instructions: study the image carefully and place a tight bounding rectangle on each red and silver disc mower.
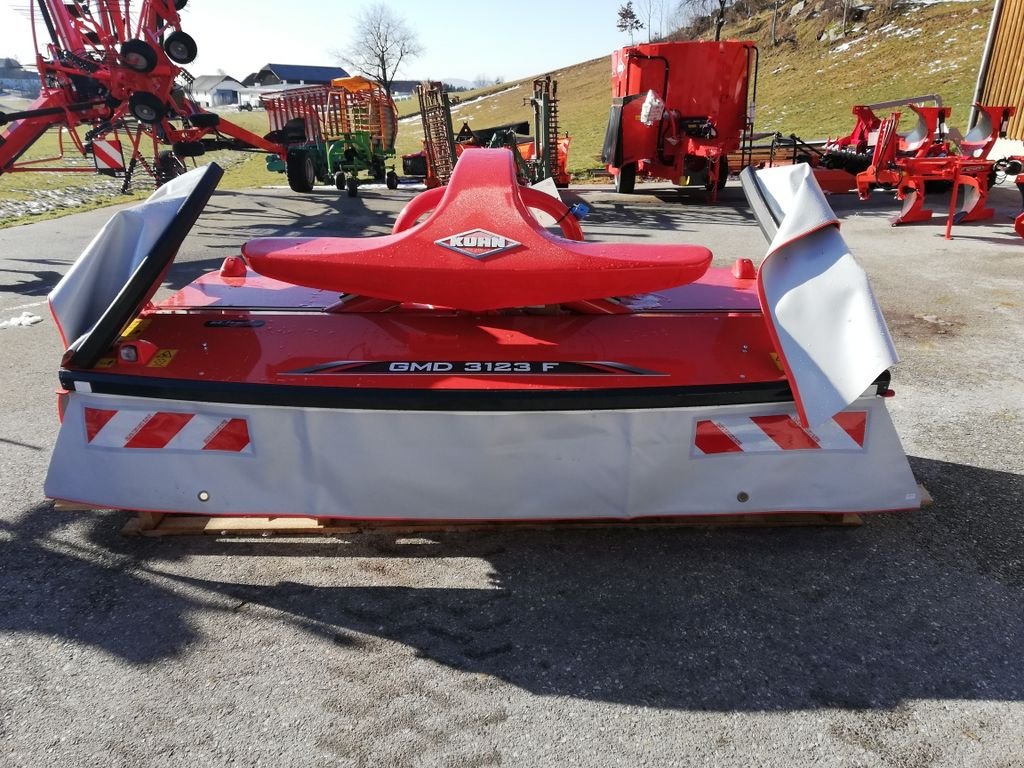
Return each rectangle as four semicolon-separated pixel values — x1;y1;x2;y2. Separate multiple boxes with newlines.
45;150;920;520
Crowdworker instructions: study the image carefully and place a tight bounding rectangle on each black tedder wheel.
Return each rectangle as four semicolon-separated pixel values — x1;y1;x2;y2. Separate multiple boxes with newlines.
172;140;205;157
386;170;399;190
128;92;166;123
286;151;316;193
155;151;186;186
121;39;158;73
346;177;359;197
163;31;198;64
615;162;636;194
334;171;346;190
189;112;220;129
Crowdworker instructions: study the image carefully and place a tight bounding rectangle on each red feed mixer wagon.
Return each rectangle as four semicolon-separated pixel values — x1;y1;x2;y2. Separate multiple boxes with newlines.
602;40;757;198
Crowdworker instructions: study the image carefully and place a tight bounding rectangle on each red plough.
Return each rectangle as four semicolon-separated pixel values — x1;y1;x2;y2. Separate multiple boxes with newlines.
855;103;1016;233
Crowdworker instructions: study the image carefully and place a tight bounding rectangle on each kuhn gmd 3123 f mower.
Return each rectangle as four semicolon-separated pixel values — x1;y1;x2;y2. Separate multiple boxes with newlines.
44;150;920;520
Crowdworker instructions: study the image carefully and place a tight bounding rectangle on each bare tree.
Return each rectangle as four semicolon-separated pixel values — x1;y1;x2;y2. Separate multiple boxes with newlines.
338;3;422;100
676;0;732;41
617;2;644;44
635;0;666;42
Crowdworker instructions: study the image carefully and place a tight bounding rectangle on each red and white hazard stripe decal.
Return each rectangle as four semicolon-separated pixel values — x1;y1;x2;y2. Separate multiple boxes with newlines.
84;407;251;453
92;140;125;171
694;411;867;455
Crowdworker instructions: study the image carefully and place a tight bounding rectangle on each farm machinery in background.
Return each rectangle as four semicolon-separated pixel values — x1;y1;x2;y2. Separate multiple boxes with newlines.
601;40;758;200
261;76;399;196
853;103;1017;233
0;0;286;190
764;97;1021;236
407;77;571;188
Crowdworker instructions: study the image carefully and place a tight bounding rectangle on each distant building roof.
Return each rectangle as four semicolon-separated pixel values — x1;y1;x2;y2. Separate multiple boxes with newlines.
248;63;350;87
191;75;241;92
0;58;34;78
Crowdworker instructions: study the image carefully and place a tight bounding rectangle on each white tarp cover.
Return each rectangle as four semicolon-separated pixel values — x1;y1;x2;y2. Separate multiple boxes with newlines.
754;164;898;428
46;391;920;519
48;166;211;348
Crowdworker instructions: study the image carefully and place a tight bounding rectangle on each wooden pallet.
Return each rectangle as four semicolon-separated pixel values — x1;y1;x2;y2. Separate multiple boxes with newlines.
55;485;931;537
116;510;864;537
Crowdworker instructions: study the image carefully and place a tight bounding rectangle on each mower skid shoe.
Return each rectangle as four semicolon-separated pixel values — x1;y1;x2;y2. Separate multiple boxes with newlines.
45;391;921;520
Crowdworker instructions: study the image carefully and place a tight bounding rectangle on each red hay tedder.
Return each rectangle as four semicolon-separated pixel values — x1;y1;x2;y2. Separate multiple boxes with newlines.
0;0;284;189
601;40;758;199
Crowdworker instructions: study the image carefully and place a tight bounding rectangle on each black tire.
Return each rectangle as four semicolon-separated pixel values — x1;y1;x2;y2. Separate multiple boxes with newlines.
172;140;205;157
174;0;188;9
189;112;219;129
286;151;316;193
346;177;359;197
615;163;636;194
128;92;165;123
155;150;186;186
121;39;158;73
163;31;197;64
705;156;729;192
386;170;399;190
334;170;346;190
371;158;386;181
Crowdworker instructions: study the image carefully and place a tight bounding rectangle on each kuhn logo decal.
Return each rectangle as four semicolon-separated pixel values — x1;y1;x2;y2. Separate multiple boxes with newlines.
435;229;521;259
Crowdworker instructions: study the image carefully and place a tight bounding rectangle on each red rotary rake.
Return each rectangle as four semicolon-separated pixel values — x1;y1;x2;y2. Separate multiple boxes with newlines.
0;0;284;190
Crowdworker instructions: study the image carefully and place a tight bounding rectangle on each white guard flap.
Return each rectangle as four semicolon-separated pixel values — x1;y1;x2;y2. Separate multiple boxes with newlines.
48;166;212;347
754;164;898;428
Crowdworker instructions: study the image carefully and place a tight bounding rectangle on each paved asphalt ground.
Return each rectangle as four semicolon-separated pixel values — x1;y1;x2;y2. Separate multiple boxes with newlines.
1;176;1022;767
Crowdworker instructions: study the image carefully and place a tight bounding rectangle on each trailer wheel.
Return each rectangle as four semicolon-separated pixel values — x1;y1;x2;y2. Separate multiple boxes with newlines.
163;31;198;64
706;156;729;192
334;171;346;190
128;92;166;123
286;152;316;193
121;39;158;73
371;159;386;181
386;171;399;190
615;163;636;194
346;177;359;197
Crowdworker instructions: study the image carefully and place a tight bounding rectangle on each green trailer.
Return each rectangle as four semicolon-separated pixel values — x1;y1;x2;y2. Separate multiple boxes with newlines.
262;76;399;196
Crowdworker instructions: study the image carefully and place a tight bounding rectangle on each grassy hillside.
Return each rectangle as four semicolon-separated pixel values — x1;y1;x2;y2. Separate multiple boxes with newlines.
744;0;993;137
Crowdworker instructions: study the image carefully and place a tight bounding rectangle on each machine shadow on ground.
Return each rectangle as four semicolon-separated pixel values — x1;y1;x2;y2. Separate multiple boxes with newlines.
2;457;1020;712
